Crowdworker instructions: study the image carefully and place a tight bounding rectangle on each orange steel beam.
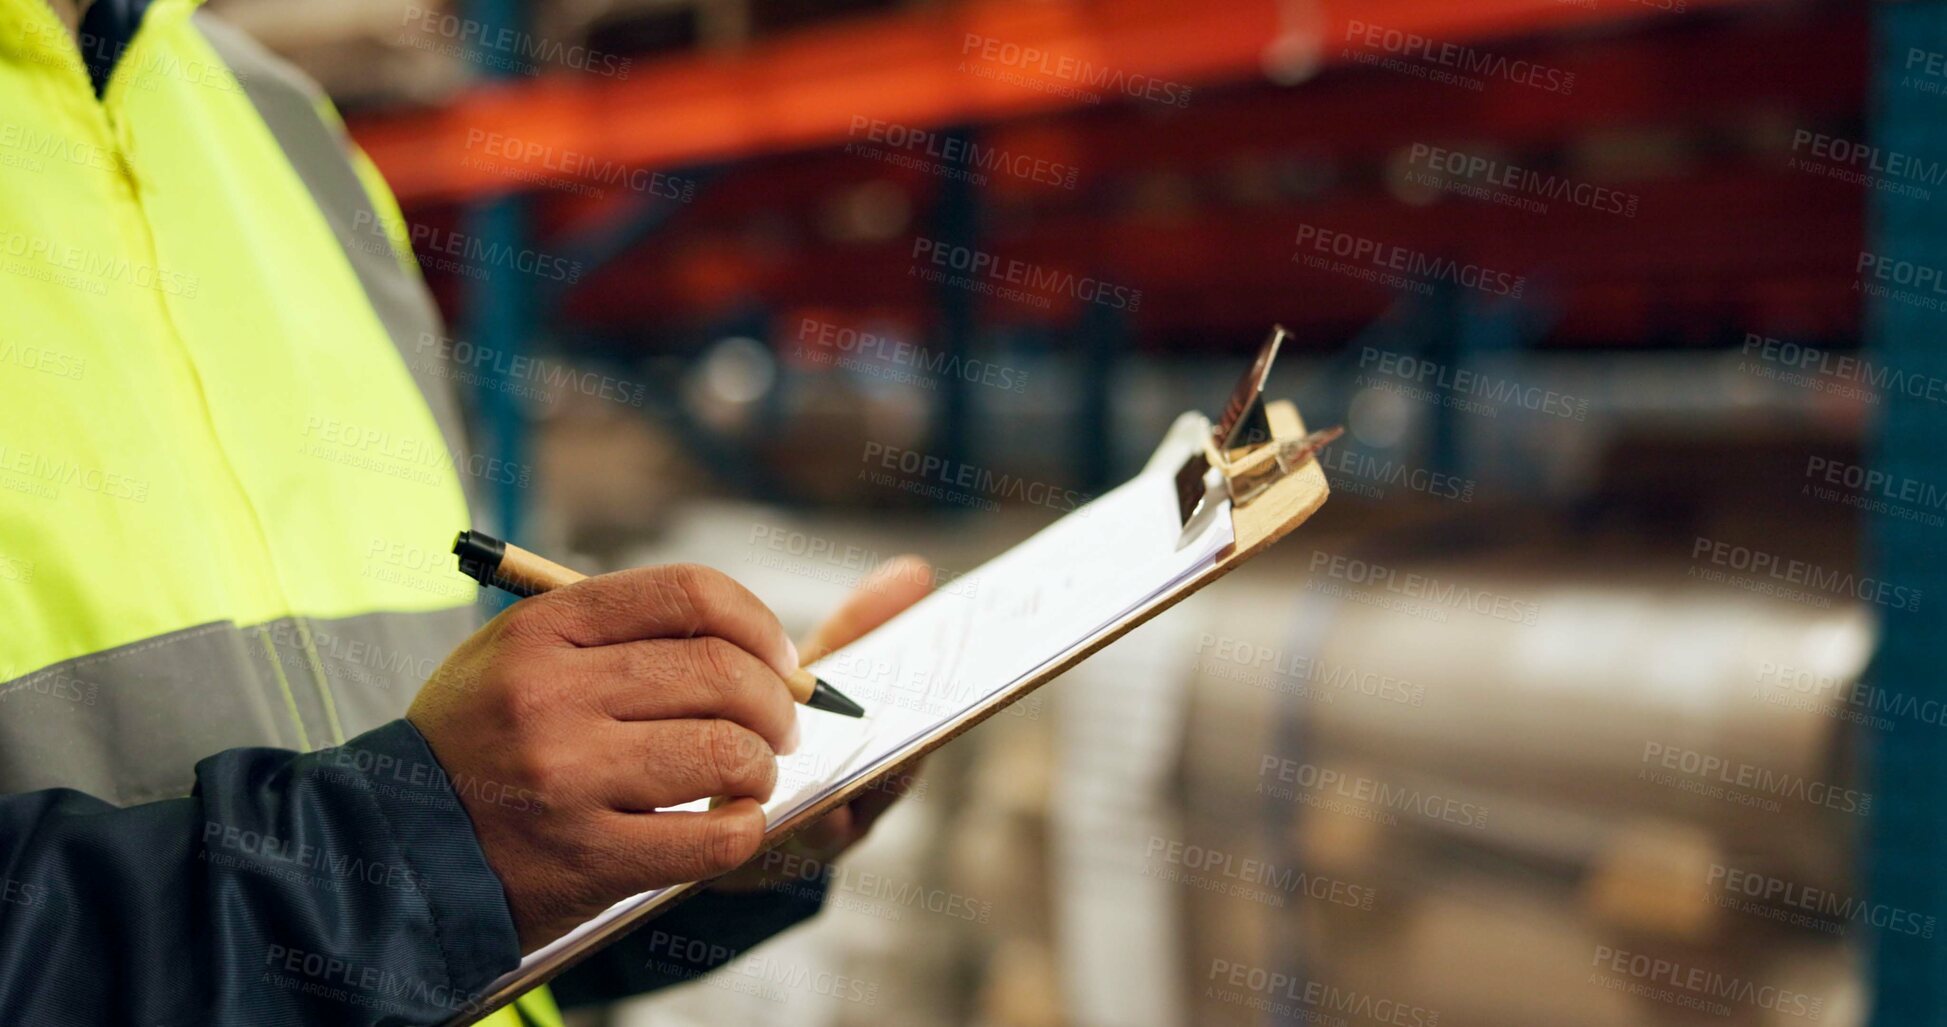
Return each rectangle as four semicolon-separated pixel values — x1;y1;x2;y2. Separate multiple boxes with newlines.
352;0;1761;205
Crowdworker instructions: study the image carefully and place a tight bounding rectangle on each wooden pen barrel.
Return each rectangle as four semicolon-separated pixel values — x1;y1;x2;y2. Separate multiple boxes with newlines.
491;544;587;595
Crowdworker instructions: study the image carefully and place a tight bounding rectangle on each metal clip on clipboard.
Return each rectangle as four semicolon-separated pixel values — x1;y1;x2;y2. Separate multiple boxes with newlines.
1172;325;1343;549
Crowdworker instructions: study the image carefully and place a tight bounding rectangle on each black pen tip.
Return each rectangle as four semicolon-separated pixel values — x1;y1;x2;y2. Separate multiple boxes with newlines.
807;678;867;719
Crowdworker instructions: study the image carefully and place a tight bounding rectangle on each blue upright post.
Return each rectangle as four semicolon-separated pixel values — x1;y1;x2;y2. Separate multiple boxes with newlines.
460;0;534;543
1076;298;1121;492
928;125;979;489
1862;3;1947;1022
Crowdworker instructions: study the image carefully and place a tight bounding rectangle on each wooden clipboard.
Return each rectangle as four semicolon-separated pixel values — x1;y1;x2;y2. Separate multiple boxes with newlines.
442;329;1333;1025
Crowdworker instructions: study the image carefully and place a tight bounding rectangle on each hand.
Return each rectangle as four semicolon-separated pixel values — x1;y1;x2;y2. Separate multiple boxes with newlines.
407;564;802;953
714;555;934;892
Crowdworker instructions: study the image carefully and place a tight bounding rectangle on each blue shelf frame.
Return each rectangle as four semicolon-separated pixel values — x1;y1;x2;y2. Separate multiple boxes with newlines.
1863;2;1947;1022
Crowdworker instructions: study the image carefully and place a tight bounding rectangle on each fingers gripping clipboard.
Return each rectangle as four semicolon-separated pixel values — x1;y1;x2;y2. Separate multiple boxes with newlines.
441;327;1334;1025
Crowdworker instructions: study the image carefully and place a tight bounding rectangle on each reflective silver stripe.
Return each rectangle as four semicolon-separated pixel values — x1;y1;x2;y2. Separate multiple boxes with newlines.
192;13;476;487
273;606;480;751
0;607;477;803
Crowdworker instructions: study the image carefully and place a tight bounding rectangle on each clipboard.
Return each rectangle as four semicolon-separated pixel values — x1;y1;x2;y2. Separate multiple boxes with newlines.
440;326;1333;1025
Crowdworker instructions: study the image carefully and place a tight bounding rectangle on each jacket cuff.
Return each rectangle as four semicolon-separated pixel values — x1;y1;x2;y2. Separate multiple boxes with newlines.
316;719;523;997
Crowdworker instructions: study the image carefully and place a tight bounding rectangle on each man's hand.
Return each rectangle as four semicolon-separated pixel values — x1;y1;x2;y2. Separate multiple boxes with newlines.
407;564;802;954
715;555;934;892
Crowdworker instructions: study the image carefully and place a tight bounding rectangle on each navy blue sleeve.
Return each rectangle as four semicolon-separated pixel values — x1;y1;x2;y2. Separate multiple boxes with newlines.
549;875;829;1009
0;719;522;1026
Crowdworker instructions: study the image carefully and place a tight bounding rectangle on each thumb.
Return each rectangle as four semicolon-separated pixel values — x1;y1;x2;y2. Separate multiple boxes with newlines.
801;556;933;662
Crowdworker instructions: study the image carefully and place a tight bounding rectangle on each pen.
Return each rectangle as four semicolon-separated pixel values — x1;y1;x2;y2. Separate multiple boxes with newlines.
451;529;867;718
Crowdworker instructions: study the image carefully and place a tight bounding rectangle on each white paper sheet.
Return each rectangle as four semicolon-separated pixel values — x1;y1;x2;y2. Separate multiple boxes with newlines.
513;431;1234;977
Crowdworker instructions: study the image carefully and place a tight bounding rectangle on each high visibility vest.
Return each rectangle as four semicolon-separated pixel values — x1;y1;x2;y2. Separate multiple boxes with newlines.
0;2;556;1024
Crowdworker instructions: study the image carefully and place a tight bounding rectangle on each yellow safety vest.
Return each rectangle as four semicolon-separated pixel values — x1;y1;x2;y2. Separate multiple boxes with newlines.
0;2;555;1023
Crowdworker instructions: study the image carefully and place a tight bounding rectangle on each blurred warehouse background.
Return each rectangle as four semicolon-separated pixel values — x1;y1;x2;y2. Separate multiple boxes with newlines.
204;0;1947;1023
